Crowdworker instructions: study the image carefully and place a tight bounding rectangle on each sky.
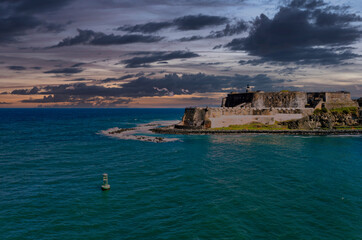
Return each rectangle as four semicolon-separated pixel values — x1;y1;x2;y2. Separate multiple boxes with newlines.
0;0;361;108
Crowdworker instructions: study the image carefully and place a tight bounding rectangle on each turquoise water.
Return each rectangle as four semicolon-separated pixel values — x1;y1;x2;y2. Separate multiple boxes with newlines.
0;108;361;239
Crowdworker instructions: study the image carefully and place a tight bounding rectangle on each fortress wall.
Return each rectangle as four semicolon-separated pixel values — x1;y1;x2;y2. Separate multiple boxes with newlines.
179;107;206;128
324;92;358;109
205;107;313;117
224;93;254;107
307;92;326;107
224;91;356;110
177;91;356;129
203;107;313;128
178;107;313;129
208;114;305;128
224;92;308;108
326;92;351;102
252;92;307;108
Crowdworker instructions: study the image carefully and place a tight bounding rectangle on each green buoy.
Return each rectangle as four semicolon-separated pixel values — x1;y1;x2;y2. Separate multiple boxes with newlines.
101;173;110;191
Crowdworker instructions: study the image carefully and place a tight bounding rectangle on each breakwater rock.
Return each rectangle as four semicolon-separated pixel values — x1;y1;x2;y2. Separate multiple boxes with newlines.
100;120;181;143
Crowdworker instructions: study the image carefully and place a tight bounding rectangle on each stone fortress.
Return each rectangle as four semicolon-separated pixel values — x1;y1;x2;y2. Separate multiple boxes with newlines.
176;85;359;129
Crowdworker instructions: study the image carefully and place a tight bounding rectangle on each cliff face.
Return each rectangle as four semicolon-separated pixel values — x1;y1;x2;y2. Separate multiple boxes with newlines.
286;111;359;129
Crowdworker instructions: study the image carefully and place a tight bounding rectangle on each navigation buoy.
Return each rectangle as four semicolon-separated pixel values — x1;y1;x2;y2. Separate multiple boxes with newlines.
101;173;110;191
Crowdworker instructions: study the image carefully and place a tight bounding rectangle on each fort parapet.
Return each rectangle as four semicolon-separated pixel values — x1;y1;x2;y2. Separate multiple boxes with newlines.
177;91;358;129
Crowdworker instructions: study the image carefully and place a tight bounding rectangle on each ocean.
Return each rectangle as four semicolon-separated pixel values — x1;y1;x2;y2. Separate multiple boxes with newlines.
0;108;361;239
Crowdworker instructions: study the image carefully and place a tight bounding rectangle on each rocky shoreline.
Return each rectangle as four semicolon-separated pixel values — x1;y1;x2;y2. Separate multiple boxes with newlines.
151;126;362;135
100;120;181;143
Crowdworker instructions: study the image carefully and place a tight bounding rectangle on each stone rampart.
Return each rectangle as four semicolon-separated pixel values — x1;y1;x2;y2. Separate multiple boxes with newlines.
324;92;358;109
224;91;307;108
176;107;313;129
176;91;358;129
252;92;307;108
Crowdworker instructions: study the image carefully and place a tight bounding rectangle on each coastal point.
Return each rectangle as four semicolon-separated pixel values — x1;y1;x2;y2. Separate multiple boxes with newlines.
154;86;362;135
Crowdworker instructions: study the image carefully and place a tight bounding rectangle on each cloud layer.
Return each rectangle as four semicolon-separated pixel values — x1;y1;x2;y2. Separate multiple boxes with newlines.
122;51;200;68
1;0;362;107
0;0;69;42
118;14;228;33
11;72;286;106
225;0;362;65
52;29;163;47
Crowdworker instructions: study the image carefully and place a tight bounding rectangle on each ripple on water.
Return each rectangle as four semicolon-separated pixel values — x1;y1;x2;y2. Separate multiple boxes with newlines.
0;109;361;239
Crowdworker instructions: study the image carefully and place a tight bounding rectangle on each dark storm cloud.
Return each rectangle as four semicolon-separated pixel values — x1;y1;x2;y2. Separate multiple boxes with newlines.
122;51;200;68
179;36;204;42
22;94;132;107
114;73;285;97
288;0;325;9
0;0;70;43
7;65;26;71
52;29;163;47
44;68;83;74
174;14;228;30
11;73;286;102
98;74;135;83
71;63;85;68
0;102;11;104
11;87;39;95
274;67;300;75
118;14;228;33
225;0;362;65
179;20;248;41
118;22;173;33
64;78;95;82
314;10;361;27
40;83;127;96
209;20;248;37
102;0;245;8
213;44;223;49
31;67;42;70
0;15;42;42
15;84;130;107
238;47;359;65
10;0;73;14
22;94;71;103
135;72;145;77
199;62;222;66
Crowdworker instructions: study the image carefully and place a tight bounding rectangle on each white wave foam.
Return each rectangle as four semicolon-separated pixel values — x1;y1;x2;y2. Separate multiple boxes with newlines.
99;120;180;143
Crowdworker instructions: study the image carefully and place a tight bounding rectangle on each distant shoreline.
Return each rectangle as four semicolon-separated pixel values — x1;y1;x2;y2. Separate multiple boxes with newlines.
151;126;362;135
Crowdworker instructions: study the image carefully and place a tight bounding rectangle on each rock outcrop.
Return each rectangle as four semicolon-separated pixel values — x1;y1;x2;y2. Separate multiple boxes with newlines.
285;111;359;129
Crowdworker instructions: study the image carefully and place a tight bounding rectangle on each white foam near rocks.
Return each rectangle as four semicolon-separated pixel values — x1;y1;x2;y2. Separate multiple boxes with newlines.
100;120;180;143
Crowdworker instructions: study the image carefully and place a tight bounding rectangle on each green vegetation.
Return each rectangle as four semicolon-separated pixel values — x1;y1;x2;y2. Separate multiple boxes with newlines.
313;107;328;114
330;107;357;116
212;122;288;130
313;106;358;116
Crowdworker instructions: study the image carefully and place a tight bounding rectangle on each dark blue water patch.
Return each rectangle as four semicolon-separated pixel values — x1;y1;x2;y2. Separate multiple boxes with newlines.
0;109;361;239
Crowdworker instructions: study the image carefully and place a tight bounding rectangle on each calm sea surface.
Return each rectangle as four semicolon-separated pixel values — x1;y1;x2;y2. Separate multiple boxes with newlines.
0;108;361;240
